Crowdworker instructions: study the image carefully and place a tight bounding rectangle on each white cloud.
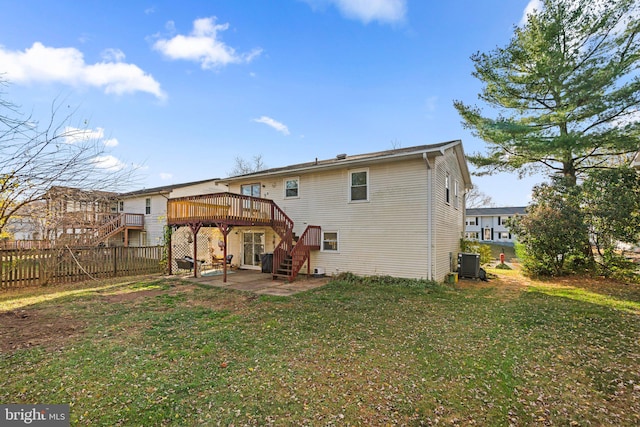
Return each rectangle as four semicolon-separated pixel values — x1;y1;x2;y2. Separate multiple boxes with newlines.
253;116;290;135
160;172;173;180
305;0;406;24
103;138;119;147
63;126;119;147
520;0;543;25
0;42;165;99
101;48;126;62
153;17;262;69
91;155;127;171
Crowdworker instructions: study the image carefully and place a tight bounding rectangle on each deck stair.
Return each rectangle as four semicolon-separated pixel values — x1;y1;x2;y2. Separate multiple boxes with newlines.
58;213;144;246
273;225;321;282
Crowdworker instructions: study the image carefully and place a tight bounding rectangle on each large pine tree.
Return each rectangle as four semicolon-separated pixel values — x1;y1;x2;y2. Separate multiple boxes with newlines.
455;0;640;184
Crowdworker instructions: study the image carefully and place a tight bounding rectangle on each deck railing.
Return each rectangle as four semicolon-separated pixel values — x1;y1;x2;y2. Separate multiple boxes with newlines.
168;192;284;225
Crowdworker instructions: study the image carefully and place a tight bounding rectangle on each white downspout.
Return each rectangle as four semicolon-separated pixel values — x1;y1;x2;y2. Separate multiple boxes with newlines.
423;152;433;280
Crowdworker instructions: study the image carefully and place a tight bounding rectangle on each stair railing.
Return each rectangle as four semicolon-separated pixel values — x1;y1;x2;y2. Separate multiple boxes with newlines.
271;202;295;278
287;225;321;281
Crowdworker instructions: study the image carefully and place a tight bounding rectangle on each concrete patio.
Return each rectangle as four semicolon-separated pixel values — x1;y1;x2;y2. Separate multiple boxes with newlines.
180;269;331;296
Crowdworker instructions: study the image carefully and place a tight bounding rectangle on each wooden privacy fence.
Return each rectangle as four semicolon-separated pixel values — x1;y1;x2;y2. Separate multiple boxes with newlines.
0;246;164;289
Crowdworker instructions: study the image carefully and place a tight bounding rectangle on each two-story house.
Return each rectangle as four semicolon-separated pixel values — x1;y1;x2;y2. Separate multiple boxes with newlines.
465;206;527;244
167;140;473;282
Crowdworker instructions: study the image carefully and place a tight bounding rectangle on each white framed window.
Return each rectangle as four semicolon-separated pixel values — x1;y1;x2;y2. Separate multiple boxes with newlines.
498;216;511;226
119;201;124;212
241;183;261;210
499;232;510;240
349;169;369;202
241;183;261;198
322;231;339;252
284;177;299;198
465;217;478;226
445;173;450;204
454;180;459;209
145;198;151;215
465;231;479;240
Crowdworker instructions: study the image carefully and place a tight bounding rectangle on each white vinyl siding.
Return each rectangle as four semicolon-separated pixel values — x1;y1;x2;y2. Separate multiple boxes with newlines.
433;151;466;279
230;159;431;279
227;145;468;281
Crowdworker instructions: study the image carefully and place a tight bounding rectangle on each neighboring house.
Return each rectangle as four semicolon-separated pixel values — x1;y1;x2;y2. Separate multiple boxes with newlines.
117;178;227;247
167;140;472;281
13;180;226;249
43;186;120;246
4;200;47;241
465;206;527;244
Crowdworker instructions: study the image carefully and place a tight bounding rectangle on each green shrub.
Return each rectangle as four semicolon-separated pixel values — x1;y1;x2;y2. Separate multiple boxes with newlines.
460;239;493;265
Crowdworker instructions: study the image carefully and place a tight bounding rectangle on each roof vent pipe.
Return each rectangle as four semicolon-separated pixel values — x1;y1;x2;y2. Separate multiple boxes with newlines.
336;153;347;160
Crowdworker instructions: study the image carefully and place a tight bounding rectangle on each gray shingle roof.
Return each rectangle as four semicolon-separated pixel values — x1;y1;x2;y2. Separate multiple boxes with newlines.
222;140;464;180
466;206;527;216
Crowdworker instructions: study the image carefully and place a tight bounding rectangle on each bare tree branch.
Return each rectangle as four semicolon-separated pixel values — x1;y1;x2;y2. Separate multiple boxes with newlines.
0;79;139;234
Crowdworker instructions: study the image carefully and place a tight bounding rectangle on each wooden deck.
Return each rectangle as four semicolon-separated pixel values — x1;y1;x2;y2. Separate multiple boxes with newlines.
167;192;320;283
167;192;288;228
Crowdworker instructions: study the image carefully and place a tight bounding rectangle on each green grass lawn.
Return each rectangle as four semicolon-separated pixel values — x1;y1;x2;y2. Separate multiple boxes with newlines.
1;273;639;426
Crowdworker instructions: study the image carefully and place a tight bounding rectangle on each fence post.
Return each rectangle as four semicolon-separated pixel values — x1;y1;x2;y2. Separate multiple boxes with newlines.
113;247;118;275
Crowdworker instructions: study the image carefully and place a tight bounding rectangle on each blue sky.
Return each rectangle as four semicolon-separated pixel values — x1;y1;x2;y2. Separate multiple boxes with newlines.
0;0;544;206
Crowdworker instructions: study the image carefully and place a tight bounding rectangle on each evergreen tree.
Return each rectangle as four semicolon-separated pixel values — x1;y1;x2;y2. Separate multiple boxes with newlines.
455;0;640;184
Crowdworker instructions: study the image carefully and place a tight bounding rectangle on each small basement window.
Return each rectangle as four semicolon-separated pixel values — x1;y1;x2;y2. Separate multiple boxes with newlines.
322;231;339;252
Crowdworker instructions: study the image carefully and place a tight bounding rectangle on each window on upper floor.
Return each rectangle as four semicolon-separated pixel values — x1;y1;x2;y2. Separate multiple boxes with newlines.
145;198;151;215
241;183;261;198
498;216;511;225
349;169;368;202
445;173;450;204
284;177;299;198
454;180;459;209
322;231;339;252
465;217;478;226
119;201;124;212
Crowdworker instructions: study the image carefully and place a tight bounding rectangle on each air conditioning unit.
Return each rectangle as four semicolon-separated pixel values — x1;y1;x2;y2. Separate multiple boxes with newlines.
458;253;480;279
313;267;325;277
